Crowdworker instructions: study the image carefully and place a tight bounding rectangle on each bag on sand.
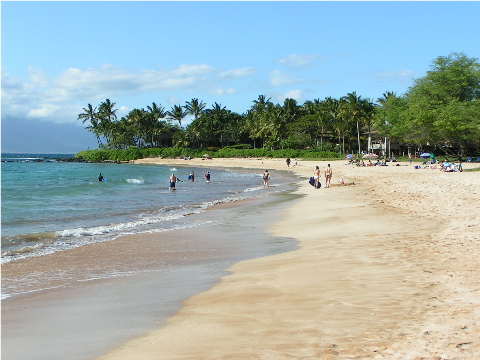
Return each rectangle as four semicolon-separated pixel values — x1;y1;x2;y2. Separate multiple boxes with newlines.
308;177;321;188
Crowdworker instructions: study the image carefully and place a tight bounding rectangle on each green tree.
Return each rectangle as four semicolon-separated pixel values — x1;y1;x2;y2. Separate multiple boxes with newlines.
167;104;187;127
340;92;373;154
78;104;103;147
97;99;118;147
146;102;167;147
377;52;480;157
244;95;273;148
184;98;206;121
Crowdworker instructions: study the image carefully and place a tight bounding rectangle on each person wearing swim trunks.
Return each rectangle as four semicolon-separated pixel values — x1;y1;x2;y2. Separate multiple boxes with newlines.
324;164;332;188
262;170;270;187
169;173;177;190
313;166;320;188
189;171;195;182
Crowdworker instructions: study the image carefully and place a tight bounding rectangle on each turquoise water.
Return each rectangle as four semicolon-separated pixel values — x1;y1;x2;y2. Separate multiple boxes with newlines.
2;153;293;263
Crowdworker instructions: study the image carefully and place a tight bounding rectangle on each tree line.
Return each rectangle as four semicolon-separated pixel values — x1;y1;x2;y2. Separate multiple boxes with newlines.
78;53;480;158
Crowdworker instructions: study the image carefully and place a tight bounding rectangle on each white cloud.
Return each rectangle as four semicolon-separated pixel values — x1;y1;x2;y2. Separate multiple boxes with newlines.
270;70;298;87
269;69;322;87
1;63;258;124
212;87;236;96
372;69;420;84
27;104;60;118
220;67;257;79
268;90;304;104
277;54;320;67
27;66;48;87
167;96;182;105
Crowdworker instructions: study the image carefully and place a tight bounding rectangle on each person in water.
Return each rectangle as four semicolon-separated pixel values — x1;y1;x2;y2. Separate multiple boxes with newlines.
203;171;211;182
262;170;270;187
189;171;195;182
169;173;177;190
98;173;104;182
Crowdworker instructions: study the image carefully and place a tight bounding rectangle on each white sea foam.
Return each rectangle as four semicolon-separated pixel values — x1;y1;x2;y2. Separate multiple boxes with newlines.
126;178;144;184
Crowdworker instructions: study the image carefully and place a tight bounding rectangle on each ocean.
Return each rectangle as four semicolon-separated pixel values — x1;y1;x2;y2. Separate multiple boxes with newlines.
1;153;295;266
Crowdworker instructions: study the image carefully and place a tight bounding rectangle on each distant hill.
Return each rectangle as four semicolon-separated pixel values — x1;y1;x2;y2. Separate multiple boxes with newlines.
1;117;98;153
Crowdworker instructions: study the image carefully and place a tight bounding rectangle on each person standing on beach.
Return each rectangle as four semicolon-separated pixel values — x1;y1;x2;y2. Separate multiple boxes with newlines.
324;164;332;188
313;166;320;188
286;158;291;168
262;170;270;187
409;153;413;164
169;173;177;190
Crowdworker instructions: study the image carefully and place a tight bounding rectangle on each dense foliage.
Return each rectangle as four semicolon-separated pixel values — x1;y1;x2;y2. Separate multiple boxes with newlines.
75;147;341;162
374;52;480;157
78;53;480;159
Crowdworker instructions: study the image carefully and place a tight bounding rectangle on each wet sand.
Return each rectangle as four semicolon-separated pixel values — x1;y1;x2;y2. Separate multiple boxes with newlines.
95;157;480;360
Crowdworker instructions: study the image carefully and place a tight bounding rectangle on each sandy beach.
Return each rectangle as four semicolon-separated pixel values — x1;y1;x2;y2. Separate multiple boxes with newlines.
92;157;479;360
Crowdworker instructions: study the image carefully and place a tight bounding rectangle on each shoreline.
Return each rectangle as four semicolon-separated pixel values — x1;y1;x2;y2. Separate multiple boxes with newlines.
96;158;479;359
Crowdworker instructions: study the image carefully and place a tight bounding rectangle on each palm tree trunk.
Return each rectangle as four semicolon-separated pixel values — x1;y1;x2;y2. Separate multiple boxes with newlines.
357;121;361;153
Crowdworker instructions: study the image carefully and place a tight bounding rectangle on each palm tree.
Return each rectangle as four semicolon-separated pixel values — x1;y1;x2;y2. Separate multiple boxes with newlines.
340;92;369;154
245;95;273;148
377;91;397;106
125;108;146;147
78;104;102;147
210;102;229;145
184;98;206;121
308;99;332;149
97;99;118;146
324;97;344;153
110;116;135;149
167;104;187;127
146;102;167;147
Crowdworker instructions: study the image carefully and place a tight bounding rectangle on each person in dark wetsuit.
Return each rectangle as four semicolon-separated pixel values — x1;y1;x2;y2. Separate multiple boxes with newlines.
98;173;104;182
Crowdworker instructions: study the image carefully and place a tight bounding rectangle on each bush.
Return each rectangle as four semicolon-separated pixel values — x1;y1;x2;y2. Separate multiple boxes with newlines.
75;147;344;162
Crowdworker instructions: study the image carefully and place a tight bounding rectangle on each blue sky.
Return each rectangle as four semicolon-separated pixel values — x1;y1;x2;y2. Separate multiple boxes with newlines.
2;1;479;153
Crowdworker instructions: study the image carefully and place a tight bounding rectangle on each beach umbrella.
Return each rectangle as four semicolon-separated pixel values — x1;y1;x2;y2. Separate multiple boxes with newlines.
362;154;378;159
420;152;432;158
345;154;355;159
202;154;210;158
